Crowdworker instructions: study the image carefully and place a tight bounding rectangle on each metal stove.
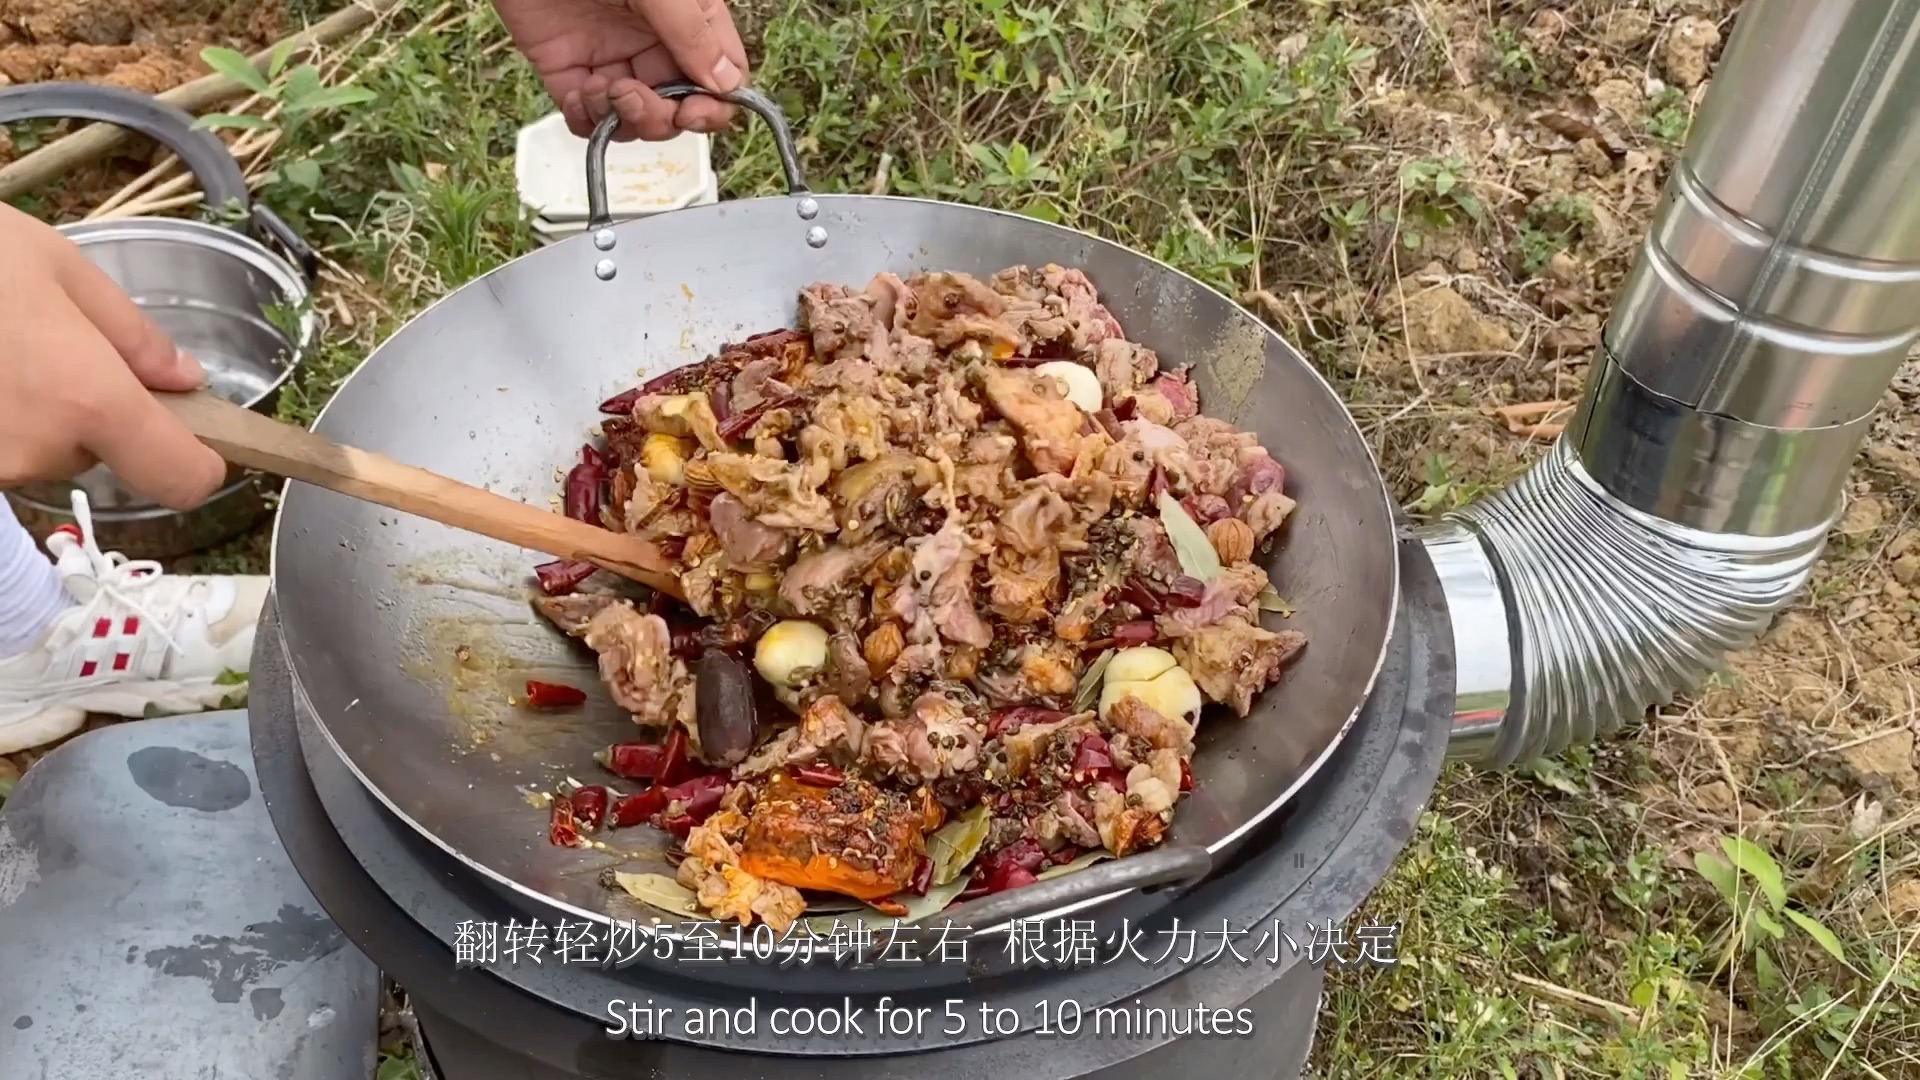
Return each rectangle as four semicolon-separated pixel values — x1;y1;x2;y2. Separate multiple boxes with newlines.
249;526;1451;1080
0;529;1449;1080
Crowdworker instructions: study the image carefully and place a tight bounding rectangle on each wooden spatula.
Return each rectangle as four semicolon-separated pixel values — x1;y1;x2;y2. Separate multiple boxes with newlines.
160;389;684;598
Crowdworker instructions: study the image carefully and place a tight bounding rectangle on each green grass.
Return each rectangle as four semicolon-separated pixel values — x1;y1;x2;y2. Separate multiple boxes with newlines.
182;0;1919;1074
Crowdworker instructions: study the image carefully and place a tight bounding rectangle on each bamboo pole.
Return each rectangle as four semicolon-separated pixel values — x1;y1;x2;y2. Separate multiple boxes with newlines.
0;0;402;202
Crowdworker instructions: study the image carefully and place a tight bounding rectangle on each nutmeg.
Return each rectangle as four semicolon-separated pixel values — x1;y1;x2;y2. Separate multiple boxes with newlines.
1206;517;1256;564
863;621;905;676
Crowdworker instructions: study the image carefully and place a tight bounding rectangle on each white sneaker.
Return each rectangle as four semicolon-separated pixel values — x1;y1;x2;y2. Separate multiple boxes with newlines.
0;492;269;755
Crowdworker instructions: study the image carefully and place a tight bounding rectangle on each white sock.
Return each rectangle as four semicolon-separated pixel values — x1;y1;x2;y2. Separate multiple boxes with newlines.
0;498;74;658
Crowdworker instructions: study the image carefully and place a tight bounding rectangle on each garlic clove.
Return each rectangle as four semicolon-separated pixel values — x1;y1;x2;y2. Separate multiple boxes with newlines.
1105;646;1179;686
1035;361;1103;413
753;619;830;688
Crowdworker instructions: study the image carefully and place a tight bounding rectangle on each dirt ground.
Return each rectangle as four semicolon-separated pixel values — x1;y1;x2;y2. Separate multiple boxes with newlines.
0;0;285;217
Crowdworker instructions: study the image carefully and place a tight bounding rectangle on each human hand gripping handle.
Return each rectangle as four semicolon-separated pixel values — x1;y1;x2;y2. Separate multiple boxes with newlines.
493;0;752;141
0;204;228;511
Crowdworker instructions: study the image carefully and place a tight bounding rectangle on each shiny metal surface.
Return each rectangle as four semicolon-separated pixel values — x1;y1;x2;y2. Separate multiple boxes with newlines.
1435;0;1920;766
1445;439;1824;769
1570;350;1871;537
6;473;274;562
271;193;1401;936
1415;519;1512;761
585;83;807;233
1603;0;1920;430
11;217;313;557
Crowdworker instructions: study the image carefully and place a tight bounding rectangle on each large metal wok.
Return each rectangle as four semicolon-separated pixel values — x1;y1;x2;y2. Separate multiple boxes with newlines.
271;85;1401;942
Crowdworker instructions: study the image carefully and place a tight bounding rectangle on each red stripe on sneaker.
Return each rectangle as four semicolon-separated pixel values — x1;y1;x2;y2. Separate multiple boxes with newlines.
80;660;98;677
92;618;111;639
123;616;140;635
112;654;130;672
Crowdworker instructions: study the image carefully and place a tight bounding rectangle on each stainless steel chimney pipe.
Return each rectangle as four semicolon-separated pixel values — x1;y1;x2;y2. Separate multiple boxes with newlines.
1428;0;1920;769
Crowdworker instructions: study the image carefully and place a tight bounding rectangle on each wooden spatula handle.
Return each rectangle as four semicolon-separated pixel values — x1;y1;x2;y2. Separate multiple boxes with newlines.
160;389;683;596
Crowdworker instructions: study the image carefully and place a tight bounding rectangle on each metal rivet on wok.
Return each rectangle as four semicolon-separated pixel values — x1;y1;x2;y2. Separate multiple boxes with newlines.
795;197;819;220
805;226;828;249
593;229;616;251
594;259;618;280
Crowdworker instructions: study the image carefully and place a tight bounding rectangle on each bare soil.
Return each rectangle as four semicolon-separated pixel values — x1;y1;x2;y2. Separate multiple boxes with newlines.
0;0;286;218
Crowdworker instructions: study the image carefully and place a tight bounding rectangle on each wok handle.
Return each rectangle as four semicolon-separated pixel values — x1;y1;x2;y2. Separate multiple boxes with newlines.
0;83;319;281
584;82;809;231
155;388;685;597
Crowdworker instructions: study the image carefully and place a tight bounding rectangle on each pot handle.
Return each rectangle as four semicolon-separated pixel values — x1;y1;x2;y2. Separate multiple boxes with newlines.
872;844;1214;955
584;82;809;231
0;82;318;281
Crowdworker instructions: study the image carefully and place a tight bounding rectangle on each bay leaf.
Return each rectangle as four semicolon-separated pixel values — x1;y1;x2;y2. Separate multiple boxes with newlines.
928;805;994;886
612;871;703;918
1074;649;1113;712
873;875;973;925
1256;585;1294;615
1037;850;1113;881
1157;492;1222;582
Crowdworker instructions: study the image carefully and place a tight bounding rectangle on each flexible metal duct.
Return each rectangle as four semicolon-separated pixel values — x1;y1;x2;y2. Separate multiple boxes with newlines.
1429;0;1920;768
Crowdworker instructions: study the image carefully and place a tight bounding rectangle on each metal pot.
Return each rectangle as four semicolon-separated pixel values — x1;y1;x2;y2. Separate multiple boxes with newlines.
0;83;319;559
271;83;1402;944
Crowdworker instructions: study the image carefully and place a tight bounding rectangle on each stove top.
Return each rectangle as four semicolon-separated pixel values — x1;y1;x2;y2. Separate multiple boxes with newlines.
250;533;1455;1079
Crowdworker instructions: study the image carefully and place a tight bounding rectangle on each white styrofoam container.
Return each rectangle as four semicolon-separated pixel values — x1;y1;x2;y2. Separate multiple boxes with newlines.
514;111;717;223
528;173;718;246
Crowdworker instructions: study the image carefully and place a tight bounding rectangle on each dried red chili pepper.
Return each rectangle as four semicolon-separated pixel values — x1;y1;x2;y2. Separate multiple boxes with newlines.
548;798;583;847
907;856;933;896
564;461;607;525
1120;577;1163;615
978;838;1047;883
639;359;718;396
728;327;804;356
598;387;643;415
1179;758;1193;793
1162;576;1207;607
656;728;690;787
569;786;610;831
987;706;1068;738
659;813;695;839
660;774;728;825
1111;396;1139;421
986;863;1040;894
1111;620;1157;647
707;378;732;423
533;559;597;595
1071;734;1114;778
792;763;844;787
523;680;587;709
716;392;802;441
525;680;588;707
608;787;669;828
1048;845;1082;867
579;442;609;471
597;742;666;779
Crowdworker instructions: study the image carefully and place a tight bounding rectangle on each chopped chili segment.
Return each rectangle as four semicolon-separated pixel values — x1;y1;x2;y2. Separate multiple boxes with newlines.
533;559;597;595
598;742;666;780
569;785;610;832
548;798;584;847
609;787;669;828
523;680;587;709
